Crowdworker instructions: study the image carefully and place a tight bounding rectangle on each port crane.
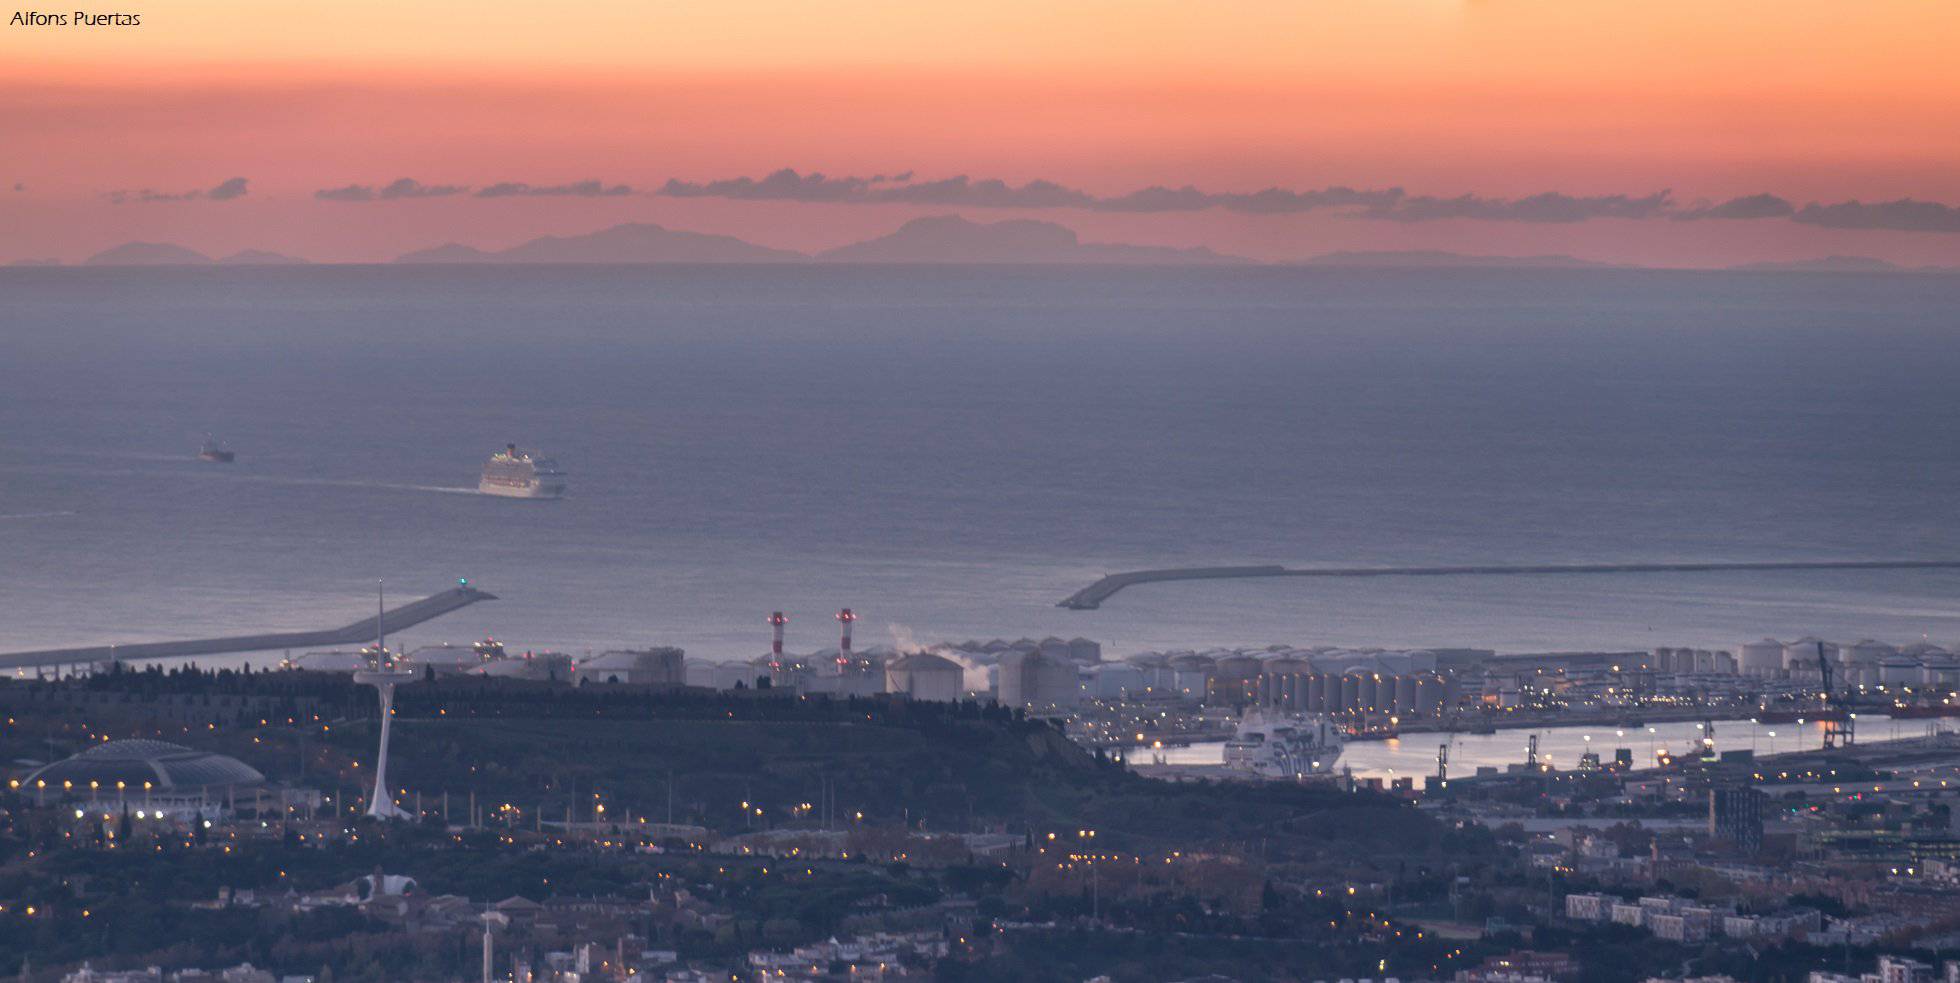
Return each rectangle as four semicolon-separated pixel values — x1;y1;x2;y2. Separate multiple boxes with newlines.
1818;642;1855;749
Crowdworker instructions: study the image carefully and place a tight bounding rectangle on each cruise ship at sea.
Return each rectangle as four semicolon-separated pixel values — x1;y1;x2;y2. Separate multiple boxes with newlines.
479;444;567;499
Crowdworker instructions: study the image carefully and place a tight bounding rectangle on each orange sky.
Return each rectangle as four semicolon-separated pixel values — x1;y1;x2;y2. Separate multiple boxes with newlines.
6;0;1960;264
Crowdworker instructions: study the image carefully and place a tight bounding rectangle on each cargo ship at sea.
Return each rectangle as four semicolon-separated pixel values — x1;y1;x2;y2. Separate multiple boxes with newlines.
479;444;566;499
198;436;235;463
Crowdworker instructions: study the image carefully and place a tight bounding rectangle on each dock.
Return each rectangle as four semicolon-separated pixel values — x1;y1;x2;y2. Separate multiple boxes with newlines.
0;585;497;671
1058;560;1960;610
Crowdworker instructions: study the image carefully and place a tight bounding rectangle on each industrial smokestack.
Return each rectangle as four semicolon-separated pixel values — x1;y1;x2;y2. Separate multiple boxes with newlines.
768;612;788;666
836;608;856;668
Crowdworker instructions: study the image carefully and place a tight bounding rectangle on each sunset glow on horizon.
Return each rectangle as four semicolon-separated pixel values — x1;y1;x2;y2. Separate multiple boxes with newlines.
8;0;1960;265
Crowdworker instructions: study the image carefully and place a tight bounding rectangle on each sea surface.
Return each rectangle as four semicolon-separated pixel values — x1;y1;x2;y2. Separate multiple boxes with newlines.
3;264;1959;665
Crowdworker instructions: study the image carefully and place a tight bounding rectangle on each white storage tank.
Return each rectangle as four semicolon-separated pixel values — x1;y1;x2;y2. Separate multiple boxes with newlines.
1137;664;1176;694
1210;655;1263;706
1651;647;1681;674
1918;652;1960;686
885;652;965;703
1414;673;1447;718
1879;656;1922;687
1043;654;1085;707
997;649;1034;706
1304;672;1328;712
1782;637;1837;671
1844;639;1897;670
482;651;574;683
1168;653;1214;700
1348;672;1377;714
999;649;1082;708
1088;662;1147;701
1738;639;1784;677
1393;675;1420;716
1260;656;1310;708
575;647;685;686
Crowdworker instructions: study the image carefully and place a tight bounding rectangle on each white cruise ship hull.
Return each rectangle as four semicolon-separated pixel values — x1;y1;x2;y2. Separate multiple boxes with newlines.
1221;710;1344;779
478;479;565;499
480;444;567;499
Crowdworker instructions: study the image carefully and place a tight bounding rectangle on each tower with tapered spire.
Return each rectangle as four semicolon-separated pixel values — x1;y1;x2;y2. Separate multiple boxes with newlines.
354;652;415;820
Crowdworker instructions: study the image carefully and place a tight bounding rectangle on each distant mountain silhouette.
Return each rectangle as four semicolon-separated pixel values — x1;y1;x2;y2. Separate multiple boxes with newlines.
219;249;309;266
817;215;1248;264
1729;255;1913;273
1302;249;1613;269
394;223;803;264
7;258;61;267
84;242;213;266
393;243;496;264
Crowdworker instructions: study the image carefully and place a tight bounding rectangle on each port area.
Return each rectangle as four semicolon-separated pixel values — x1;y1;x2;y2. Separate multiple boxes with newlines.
1127;761;1347;785
1057;559;1960;609
0;585;496;672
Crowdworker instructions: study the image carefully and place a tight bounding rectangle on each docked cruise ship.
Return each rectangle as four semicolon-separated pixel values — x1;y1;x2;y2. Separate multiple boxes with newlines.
479;444;567;499
1221;709;1345;779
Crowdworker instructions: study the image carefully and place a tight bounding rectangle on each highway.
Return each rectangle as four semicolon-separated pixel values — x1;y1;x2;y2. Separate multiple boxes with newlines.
1058;560;1960;610
0;585;497;671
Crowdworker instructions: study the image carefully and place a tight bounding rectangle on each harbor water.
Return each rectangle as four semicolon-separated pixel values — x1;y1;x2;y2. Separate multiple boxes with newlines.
4;265;1960;663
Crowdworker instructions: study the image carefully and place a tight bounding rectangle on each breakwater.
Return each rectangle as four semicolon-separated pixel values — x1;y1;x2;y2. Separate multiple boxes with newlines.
0;585;496;670
1059;560;1960;610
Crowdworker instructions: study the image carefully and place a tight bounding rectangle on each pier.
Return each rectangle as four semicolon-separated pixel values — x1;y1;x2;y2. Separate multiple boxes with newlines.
1058;560;1960;610
0;585;496;671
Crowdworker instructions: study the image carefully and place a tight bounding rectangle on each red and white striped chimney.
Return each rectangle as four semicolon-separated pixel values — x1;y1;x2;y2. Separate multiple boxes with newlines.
768;611;788;667
835;608;857;668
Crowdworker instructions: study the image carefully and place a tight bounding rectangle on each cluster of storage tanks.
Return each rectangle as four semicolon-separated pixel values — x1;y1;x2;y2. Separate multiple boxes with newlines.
1102;646;1457;718
941;636;1103;663
1246;666;1452;718
1647;647;1740;676
681;633;1104;708
1734;637;1960;687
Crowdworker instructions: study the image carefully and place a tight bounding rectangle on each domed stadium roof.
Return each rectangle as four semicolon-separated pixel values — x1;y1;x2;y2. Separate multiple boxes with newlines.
26;739;264;791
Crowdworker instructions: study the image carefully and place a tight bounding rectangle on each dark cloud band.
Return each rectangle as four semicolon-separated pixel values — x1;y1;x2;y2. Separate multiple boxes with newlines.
476;180;633;198
653;169;1960;233
297;169;1960;233
653;168;1407;215
107;177;248;204
1792;198;1960;233
653;170;1679;224
315;178;467;202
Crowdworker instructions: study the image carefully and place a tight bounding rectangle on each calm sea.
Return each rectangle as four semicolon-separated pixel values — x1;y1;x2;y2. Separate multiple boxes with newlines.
3;264;1959;664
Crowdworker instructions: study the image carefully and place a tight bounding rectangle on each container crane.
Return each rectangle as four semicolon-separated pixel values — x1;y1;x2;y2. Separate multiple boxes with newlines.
1819;642;1855;749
